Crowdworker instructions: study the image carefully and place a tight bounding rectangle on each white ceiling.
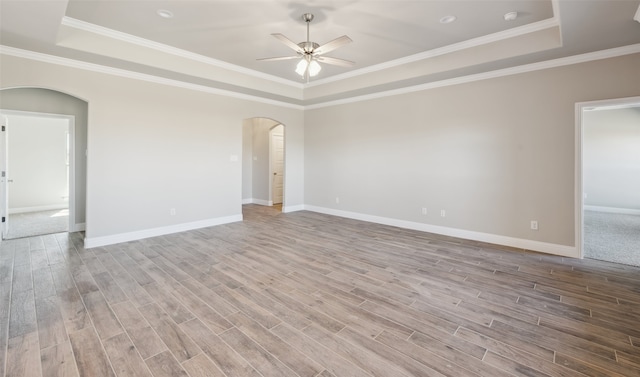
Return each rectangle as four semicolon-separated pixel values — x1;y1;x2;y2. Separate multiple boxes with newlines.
1;0;639;106
63;0;554;79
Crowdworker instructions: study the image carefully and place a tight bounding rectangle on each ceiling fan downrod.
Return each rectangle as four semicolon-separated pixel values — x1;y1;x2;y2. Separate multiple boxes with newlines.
300;13;317;54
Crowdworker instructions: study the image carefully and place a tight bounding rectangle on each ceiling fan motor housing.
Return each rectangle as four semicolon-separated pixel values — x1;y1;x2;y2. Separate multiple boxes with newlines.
298;41;319;54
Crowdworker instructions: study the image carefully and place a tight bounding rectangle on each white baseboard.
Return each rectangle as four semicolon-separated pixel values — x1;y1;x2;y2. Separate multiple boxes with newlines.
71;222;86;232
584;205;640;215
9;204;68;214
303;205;578;258
242;198;272;206
84;214;243;248
283;205;305;213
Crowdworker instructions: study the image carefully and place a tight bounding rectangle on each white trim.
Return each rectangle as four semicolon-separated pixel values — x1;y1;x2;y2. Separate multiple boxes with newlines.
552;0;563;47
2;43;639;110
84;214;242;248
574;96;640;259
584;206;640;215
304;205;578;258
61;17;303;89
306;17;560;87
0;109;76;236
8;204;68;214
0;46;304;111
69;116;76;236
71;222;86;232
242;198;272;206
584;103;640;111
306;44;640;110
0;114;6;241
61;13;563;90
282;205;304;213
575;103;584;259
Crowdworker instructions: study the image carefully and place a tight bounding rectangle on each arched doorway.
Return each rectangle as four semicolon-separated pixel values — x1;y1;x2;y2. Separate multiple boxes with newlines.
0;88;88;239
242;118;286;211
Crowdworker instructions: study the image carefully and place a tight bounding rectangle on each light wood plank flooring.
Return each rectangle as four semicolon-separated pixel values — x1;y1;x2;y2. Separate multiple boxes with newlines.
2;204;640;377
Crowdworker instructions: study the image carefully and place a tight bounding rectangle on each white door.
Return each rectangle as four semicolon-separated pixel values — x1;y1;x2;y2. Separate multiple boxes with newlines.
270;128;284;205
0;115;8;239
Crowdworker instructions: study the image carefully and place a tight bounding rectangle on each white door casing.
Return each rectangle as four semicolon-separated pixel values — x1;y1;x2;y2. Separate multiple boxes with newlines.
574;95;640;259
270;126;284;205
0;114;8;239
0;110;76;238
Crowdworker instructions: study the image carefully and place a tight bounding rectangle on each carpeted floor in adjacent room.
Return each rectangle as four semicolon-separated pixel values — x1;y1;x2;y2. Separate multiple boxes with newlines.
5;209;69;239
584;210;640;267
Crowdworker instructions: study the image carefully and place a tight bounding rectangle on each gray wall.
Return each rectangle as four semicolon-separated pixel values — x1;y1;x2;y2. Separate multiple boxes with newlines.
305;53;640;249
0;87;88;227
584;107;640;211
0;54;305;243
2;49;637;254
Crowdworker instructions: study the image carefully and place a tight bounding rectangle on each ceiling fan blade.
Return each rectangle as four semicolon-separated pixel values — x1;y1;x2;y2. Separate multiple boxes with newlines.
316;56;355;67
314;35;352;55
271;33;304;53
257;56;300;62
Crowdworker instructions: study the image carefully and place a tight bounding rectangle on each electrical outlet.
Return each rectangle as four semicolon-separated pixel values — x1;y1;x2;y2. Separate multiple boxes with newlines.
440;210;446;217
170;208;176;216
530;220;538;230
422;208;427;215
335;197;340;204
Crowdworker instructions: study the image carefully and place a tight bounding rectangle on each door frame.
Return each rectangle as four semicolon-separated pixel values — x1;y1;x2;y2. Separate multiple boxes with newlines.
0;114;8;239
0;109;76;239
574;95;640;258
268;124;285;207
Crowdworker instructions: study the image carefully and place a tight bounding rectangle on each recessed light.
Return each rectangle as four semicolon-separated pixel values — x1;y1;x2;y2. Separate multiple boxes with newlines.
504;11;518;21
156;9;174;19
439;15;457;24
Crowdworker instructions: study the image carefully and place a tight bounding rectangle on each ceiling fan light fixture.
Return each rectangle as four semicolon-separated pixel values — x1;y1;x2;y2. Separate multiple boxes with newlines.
259;13;353;80
308;60;322;76
295;59;309;76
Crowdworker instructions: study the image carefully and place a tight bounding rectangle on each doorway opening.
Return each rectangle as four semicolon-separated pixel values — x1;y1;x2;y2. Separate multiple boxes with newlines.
270;124;285;208
576;96;640;266
242;118;286;212
0;110;75;239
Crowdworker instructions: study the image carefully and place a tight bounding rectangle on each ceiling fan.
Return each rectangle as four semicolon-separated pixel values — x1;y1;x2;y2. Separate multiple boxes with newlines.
258;13;354;80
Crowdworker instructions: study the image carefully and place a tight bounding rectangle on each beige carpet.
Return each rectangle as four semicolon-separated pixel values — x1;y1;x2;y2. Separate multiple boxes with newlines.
584;210;640;267
5;209;69;239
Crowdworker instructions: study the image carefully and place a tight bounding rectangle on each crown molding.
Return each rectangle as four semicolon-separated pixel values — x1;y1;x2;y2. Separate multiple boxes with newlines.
61;16;304;90
61;7;562;92
3;43;638;111
305;16;561;88
305;44;640;110
0;45;304;110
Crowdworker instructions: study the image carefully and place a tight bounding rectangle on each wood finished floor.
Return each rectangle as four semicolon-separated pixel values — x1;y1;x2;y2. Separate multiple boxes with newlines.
2;204;640;377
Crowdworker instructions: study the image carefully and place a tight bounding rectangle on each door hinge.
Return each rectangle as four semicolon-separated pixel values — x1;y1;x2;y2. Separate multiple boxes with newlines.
1;217;4;223
1;171;4;178
1;125;4;131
